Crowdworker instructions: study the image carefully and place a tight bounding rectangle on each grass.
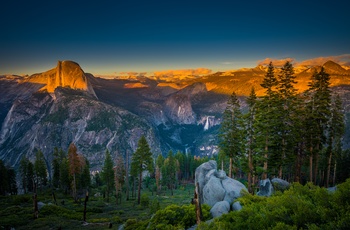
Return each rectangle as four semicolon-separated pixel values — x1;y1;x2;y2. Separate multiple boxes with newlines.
0;184;195;230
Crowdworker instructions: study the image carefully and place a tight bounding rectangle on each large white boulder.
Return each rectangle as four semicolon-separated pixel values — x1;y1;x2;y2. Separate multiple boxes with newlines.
210;201;230;218
203;176;226;207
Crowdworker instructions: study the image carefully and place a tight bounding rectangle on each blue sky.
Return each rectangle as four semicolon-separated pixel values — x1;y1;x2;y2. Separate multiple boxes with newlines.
1;0;350;75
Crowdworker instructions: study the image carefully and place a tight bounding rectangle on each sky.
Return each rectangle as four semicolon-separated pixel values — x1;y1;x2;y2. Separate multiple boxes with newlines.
1;0;350;76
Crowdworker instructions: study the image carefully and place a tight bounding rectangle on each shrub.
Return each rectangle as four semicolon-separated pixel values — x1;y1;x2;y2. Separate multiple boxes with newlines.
149;204;211;229
140;194;150;208
150;198;160;214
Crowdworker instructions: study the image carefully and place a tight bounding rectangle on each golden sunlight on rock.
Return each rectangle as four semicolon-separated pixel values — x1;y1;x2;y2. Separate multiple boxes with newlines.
123;82;149;88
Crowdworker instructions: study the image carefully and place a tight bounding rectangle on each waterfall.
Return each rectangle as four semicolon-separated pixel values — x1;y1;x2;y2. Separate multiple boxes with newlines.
204;116;209;130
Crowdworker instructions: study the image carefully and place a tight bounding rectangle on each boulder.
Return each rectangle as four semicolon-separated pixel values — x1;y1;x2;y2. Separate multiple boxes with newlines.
327;186;337;193
38;201;46;210
271;178;290;191
257;179;274;197
195;160;217;203
210;201;230;218
203;176;226;207
205;169;216;184
232;201;242;211
215;170;227;180
221;178;247;203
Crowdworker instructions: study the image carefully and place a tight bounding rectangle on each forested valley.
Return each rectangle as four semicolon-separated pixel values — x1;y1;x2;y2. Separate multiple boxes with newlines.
1;61;350;229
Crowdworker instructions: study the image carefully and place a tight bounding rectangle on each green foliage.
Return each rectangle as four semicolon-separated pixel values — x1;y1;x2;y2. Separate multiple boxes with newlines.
101;149;115;202
40;204;81;220
0;205;32;227
140;194;150;207
44;106;69;124
203;180;350;229
150;198;160;214
86;110;116;131
149;204;211;229
34;150;48;188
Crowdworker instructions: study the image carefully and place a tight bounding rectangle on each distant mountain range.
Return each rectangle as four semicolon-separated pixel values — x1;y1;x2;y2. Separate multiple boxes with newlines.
1;60;350;171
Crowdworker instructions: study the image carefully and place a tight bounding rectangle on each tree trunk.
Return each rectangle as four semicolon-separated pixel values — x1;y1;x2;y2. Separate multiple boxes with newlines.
229;157;233;178
125;151;129;201
221;159;224;171
333;161;337;186
326;149;332;188
33;182;38;219
314;143;319;185
248;148;253;193
309;147;313;183
73;173;77;202
262;136;268;180
194;182;202;225
83;191;89;222
137;169;142;204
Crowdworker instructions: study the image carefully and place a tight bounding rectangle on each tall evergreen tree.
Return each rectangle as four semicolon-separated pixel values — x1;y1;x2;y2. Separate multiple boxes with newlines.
131;135;154;204
155;154;164;193
256;62;279;179
80;158;91;190
244;87;258;193
19;156;29;193
114;153;125;205
275;61;298;178
101;150;115;202
34;150;48;189
219;91;244;178
162;150;178;196
0;160;8;195
326;94;345;187
306;67;331;184
68;143;81;202
60;157;70;194
52;147;65;188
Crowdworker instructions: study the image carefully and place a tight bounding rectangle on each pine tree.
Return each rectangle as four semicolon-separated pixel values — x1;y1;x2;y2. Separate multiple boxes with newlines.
155;154;164;193
175;151;185;181
162;150;178;196
326;94;345;187
114;153;125;205
306;67;331;184
68;143;80;202
131;135;154;204
7;168;17;195
219;91;244;178
244;87;257;193
275;61;298;178
19;156;29;193
101;150;115;202
80;158;91;190
52;147;60;188
34;150;48;189
256;62;279;179
0;160;8;195
60;157;70;194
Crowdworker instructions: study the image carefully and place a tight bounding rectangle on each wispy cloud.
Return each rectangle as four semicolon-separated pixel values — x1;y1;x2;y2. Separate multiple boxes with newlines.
221;62;234;65
154;68;212;77
297;54;350;66
257;58;295;67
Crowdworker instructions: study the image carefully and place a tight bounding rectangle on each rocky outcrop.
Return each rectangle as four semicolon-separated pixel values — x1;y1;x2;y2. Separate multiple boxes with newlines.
25;61;97;98
271;178;290;191
0;87;160;171
257;178;290;196
195;160;248;218
164;94;196;124
257;179;274;197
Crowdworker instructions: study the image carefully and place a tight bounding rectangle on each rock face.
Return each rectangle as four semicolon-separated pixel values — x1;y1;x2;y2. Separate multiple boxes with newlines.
195;160;248;218
257;179;274;196
271;178;290;191
26;60;97;98
0;87;160;171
